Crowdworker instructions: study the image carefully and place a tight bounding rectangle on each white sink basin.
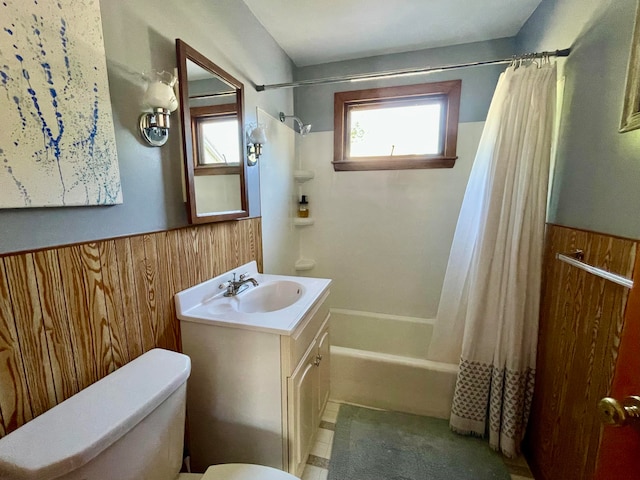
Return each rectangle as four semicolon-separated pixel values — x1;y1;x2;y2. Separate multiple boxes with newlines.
236;281;304;313
175;261;331;335
205;280;305;314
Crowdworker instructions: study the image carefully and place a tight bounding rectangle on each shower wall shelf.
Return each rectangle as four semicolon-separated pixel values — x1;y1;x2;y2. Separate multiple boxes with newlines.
294;217;314;226
294;259;316;271
293;169;316;269
294;170;315;183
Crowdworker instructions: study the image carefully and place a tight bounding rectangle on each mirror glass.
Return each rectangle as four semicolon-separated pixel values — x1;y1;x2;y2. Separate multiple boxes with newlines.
176;39;248;224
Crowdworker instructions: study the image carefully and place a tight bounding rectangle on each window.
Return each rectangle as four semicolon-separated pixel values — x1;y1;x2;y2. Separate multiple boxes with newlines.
333;80;461;171
197;117;240;166
190;104;241;176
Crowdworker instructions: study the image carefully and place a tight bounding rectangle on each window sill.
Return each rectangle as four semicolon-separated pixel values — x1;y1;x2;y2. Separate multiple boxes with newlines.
332;156;457;172
194;165;241;176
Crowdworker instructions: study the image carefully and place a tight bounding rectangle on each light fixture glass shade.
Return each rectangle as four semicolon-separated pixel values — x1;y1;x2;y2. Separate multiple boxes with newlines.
139;70;178;147
143;71;178;112
245;123;267;166
248;124;267;144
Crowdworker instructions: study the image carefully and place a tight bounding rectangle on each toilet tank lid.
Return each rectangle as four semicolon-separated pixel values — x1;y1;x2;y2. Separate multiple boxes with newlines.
0;348;191;480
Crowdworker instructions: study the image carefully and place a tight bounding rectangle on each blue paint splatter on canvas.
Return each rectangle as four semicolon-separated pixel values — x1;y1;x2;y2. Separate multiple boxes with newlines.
0;0;121;208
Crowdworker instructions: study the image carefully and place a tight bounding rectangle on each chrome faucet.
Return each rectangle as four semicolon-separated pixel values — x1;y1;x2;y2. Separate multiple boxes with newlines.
219;272;259;297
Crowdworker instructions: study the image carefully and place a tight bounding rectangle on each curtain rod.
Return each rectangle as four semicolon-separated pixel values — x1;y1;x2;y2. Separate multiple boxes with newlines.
255;48;570;92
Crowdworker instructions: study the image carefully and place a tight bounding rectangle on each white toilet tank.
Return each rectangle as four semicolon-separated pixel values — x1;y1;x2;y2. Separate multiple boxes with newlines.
0;348;191;480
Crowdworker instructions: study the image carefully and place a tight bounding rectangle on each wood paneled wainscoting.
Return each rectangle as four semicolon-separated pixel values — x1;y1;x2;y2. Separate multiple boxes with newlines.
525;223;637;480
0;218;262;437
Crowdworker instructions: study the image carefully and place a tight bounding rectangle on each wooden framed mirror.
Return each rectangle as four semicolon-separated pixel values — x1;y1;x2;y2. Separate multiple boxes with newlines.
620;2;640;133
176;39;249;224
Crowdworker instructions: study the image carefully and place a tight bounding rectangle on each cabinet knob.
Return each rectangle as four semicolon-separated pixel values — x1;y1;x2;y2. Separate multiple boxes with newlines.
314;354;322;366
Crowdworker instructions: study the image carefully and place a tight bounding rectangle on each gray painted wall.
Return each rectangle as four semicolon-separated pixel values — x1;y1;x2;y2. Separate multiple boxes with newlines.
293;38;516;132
0;0;294;254
518;0;640;239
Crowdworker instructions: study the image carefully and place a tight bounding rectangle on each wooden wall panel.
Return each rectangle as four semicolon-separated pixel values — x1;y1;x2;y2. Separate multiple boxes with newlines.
526;224;637;480
33;250;79;402
113;238;144;360
162;230;187;350
155;232;181;352
58;245;101;391
212;221;236;275
0;261;31;433
78;243;114;380
129;235;155;354
99;240;129;369
180;227;203;288
0;218;262;437
4;254;57;418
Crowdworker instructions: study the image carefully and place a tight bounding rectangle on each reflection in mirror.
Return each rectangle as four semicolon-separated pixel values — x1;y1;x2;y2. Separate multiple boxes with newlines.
176;39;248;224
195;174;241;213
193;109;239;166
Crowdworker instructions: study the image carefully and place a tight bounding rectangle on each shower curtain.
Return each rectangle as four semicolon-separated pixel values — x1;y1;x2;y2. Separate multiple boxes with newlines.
428;60;557;457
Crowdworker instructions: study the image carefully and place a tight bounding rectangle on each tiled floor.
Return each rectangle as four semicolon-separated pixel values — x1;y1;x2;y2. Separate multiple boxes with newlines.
301;401;339;480
503;452;535;478
301;401;535;480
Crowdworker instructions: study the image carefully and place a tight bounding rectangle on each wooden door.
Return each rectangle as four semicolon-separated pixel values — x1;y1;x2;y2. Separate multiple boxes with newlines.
595;253;640;478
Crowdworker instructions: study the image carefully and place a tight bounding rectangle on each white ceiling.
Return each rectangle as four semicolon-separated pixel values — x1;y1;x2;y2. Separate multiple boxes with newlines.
242;0;542;67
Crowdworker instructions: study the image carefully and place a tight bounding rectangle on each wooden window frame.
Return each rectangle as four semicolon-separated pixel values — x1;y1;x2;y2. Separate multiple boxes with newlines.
333;80;461;171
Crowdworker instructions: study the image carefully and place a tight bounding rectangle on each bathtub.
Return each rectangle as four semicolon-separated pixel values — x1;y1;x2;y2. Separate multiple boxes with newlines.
329;309;458;419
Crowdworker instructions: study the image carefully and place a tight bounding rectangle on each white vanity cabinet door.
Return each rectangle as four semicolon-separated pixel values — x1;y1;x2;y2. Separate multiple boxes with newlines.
316;317;330;417
287;340;319;476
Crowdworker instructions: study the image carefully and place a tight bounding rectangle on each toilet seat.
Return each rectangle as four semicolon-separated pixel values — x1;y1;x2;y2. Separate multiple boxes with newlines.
202;463;300;480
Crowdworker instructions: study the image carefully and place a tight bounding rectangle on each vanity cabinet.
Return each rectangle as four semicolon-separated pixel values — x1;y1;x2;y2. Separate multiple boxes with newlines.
287;337;319;475
286;317;330;475
180;289;330;476
317;325;330;412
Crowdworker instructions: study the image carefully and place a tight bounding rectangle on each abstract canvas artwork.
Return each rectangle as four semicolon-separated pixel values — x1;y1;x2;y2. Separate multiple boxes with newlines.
0;0;122;208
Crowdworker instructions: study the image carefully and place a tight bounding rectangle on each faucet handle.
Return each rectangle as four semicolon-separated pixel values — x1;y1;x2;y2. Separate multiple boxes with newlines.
238;272;250;280
219;273;238;290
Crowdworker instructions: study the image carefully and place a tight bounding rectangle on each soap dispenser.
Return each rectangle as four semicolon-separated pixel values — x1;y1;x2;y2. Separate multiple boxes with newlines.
298;195;309;218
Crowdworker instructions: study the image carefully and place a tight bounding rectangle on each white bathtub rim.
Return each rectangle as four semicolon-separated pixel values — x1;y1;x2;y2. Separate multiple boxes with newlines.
326;400;388;412
330;345;458;374
331;308;435;325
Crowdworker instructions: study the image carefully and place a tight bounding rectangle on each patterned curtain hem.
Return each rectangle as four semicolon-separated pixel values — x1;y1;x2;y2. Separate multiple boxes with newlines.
450;358;536;458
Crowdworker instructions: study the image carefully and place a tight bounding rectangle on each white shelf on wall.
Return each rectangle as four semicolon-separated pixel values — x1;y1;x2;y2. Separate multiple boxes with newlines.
294;259;316;271
293;217;314;226
294;170;315;183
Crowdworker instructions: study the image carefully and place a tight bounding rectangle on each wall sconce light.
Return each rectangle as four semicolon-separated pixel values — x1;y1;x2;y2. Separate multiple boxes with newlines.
139;71;178;147
246;123;267;166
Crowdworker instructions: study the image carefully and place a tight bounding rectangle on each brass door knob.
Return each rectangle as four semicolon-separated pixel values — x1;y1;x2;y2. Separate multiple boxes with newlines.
598;396;640;427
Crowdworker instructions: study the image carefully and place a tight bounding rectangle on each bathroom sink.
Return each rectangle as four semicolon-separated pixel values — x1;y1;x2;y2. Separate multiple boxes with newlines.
236;280;304;313
175;261;331;334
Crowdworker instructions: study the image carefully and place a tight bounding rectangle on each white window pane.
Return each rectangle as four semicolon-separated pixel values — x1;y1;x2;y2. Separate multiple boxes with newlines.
349;103;442;157
200;118;240;165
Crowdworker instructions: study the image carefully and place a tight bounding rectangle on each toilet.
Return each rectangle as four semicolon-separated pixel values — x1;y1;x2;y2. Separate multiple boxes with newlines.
0;349;299;480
